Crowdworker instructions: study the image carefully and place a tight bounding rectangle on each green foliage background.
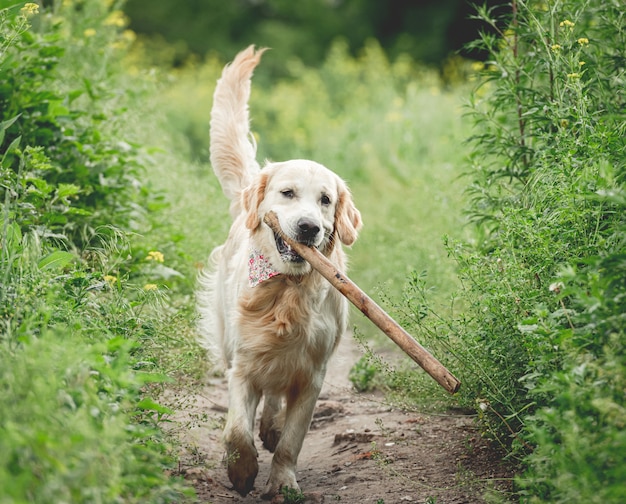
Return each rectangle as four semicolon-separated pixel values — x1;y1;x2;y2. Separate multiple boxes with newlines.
123;0;487;68
1;0;625;502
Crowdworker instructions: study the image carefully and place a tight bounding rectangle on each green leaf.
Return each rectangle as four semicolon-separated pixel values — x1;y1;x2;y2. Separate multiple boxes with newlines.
0;114;20;147
56;183;80;199
0;114;20;133
68;89;84;103
47;100;70;118
37;251;75;271
27;177;53;196
136;397;172;415
1;221;23;254
1;135;21;163
65;207;92;216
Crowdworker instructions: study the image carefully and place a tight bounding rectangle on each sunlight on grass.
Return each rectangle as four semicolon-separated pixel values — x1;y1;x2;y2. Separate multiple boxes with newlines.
139;43;473;315
128;47;477;412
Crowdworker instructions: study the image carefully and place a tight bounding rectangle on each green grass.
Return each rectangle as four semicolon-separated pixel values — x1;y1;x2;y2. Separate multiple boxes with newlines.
148;39;474;320
134;43;477;417
0;2;193;500
3;1;624;502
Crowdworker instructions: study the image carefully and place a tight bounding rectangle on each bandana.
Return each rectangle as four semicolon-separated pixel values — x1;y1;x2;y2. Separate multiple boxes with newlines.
248;249;280;287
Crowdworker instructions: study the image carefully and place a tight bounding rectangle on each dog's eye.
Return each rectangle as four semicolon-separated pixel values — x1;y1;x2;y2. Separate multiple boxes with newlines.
320;194;331;206
281;189;295;199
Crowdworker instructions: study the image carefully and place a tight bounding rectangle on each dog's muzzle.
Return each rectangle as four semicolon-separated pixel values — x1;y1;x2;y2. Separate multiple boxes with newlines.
274;218;321;263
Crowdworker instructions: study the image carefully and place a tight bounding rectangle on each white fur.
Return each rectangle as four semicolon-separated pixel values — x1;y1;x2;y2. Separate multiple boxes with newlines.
197;45;361;498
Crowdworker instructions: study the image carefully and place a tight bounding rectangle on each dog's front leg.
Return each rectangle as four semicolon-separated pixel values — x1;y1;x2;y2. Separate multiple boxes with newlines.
223;370;261;496
262;374;324;497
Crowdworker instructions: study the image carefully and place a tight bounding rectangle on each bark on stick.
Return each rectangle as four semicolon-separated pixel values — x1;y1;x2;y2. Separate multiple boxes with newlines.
264;211;461;395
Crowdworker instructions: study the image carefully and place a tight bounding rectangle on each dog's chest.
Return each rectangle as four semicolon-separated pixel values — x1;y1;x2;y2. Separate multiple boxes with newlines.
236;277;343;385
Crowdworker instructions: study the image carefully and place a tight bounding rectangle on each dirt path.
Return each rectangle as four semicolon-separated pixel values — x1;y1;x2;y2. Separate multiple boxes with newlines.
169;336;514;503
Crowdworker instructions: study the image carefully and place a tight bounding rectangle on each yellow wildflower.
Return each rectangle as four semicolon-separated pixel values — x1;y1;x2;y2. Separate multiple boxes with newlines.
103;275;117;285
20;3;39;16
567;73;581;79
104;10;126;28
503;28;515;39
551;44;561;52
143;284;158;291
84;28;97;38
146;250;165;263
122;29;136;43
559;20;575;28
577;37;589;45
579;61;586;67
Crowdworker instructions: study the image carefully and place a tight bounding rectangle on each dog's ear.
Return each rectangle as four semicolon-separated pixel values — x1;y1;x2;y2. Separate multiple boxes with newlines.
335;186;362;246
243;173;268;231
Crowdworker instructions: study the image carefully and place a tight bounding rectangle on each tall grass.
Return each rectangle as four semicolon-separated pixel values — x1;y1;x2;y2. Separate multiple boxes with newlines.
4;0;623;501
151;40;474;307
0;1;192;500
393;1;625;501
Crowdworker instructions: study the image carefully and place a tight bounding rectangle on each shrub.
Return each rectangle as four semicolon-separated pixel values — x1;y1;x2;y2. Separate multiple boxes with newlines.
396;0;625;499
0;131;188;503
1;2;192;501
0;329;180;503
520;239;626;502
0;1;147;247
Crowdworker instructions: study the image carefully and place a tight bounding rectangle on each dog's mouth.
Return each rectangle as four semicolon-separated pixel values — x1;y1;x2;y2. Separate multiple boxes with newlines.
274;233;305;263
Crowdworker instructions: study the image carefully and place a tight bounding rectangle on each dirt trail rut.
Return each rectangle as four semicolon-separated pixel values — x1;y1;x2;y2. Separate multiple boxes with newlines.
169;336;514;503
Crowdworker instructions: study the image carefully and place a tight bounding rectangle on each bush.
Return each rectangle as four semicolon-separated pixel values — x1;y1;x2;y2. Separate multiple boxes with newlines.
396;0;625;500
0;329;179;503
0;2;192;501
0;200;187;501
0;1;147;247
520;242;626;502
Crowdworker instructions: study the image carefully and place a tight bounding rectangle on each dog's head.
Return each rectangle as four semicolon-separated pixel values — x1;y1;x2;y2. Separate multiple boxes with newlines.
242;160;361;276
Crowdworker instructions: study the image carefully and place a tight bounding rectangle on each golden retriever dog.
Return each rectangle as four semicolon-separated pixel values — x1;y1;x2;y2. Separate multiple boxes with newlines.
196;46;362;498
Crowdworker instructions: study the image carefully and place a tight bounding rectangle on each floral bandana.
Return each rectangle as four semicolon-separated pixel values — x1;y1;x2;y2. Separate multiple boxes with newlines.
248;249;280;287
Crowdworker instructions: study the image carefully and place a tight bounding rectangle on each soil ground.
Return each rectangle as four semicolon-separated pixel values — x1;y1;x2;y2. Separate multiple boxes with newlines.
168;335;516;503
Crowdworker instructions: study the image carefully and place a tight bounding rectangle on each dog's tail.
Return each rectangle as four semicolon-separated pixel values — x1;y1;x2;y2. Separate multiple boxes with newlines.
210;45;267;218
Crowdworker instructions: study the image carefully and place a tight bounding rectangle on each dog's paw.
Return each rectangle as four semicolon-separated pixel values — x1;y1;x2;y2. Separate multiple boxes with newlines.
260;424;282;452
226;442;259;496
261;469;299;499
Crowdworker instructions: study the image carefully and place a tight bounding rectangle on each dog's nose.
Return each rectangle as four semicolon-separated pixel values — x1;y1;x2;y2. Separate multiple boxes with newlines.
297;218;321;243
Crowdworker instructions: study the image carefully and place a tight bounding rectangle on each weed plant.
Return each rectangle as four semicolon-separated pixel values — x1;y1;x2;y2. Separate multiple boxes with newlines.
0;1;150;248
0;2;192;501
392;0;625;501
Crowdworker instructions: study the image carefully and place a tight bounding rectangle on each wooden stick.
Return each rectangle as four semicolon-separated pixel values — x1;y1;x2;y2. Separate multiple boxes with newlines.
264;212;461;395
